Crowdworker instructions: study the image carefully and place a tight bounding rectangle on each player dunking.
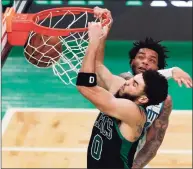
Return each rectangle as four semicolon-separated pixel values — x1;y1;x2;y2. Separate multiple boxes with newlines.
76;22;168;168
92;7;192;169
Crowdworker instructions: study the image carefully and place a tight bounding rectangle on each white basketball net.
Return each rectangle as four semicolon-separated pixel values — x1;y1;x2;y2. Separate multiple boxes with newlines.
24;9;106;85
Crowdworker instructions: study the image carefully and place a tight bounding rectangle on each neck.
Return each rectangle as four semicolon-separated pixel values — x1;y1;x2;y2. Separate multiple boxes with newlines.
135;100;144;107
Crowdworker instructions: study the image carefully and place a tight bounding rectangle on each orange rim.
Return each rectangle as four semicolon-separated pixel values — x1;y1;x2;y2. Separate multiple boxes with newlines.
31;7;111;36
5;7;111;46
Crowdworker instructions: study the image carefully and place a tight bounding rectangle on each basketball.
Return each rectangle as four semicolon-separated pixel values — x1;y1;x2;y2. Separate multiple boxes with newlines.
24;33;62;67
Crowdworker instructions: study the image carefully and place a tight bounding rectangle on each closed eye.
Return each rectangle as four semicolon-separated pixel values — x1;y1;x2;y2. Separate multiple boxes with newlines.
133;80;138;87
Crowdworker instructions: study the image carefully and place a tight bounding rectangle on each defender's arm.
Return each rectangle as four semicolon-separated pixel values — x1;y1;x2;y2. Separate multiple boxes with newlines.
132;95;172;168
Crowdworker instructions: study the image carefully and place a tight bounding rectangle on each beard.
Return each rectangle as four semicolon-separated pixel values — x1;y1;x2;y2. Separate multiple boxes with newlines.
114;89;139;102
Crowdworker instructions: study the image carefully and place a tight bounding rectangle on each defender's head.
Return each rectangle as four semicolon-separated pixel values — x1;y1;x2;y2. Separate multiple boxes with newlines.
129;37;169;75
115;70;168;106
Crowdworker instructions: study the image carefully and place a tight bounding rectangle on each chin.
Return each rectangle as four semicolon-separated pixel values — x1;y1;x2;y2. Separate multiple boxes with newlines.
137;68;147;74
139;70;145;73
134;69;142;75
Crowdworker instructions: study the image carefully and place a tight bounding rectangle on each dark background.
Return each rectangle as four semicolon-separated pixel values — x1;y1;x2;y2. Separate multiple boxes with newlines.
2;0;192;40
27;0;192;41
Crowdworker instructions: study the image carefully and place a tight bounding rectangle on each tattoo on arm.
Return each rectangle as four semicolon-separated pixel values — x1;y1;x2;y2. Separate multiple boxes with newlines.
133;123;143;141
137;124;143;135
132;96;173;168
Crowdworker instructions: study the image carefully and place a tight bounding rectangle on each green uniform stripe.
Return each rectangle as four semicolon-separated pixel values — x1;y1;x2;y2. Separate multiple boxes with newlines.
113;119;132;168
121;140;132;169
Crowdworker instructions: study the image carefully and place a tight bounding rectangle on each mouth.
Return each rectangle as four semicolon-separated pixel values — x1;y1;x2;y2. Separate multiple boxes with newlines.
138;67;147;72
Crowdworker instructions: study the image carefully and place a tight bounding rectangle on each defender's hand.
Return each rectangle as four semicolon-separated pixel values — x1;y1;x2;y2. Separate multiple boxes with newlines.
172;67;192;88
88;22;103;44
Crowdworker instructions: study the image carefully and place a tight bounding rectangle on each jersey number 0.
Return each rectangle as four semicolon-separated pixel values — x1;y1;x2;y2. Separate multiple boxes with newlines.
91;134;103;160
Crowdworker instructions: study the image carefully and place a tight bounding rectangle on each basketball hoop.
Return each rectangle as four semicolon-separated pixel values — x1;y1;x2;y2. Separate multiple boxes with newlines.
3;7;111;85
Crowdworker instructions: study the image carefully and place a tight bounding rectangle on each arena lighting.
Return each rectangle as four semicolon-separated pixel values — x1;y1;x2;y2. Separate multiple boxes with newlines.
170;0;192;7
2;0;192;7
150;0;192;7
150;1;168;7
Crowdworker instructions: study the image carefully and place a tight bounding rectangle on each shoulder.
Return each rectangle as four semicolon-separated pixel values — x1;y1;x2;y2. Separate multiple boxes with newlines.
119;72;133;80
131;103;146;124
119;99;145;122
120;102;146;133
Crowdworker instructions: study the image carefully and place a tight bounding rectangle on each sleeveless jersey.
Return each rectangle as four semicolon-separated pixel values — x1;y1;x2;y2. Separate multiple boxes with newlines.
136;102;164;153
126;71;164;167
87;112;134;168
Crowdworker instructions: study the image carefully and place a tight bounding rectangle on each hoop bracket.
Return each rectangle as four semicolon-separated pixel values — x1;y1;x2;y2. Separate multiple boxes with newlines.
4;8;35;46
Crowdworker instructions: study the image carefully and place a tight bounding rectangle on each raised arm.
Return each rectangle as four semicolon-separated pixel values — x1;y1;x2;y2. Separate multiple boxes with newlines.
77;22;142;128
93;7;124;92
132;95;172;168
119;67;193;88
158;67;192;88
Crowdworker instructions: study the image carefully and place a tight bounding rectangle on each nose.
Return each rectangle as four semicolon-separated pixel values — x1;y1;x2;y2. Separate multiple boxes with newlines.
125;80;131;86
142;58;149;65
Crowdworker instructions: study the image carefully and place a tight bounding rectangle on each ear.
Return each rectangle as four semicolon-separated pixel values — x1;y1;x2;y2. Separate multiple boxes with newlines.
138;95;149;104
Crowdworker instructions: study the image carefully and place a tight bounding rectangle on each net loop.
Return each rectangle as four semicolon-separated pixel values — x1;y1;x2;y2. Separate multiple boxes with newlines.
24;8;110;85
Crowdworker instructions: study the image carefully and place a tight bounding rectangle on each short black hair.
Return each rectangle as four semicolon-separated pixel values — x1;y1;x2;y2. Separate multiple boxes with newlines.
129;37;169;69
142;70;168;106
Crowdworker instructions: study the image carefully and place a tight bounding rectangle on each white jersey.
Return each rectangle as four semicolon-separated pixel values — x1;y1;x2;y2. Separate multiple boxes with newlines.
134;102;164;158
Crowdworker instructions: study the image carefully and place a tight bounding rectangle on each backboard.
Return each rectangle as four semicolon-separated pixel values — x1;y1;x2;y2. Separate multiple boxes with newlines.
1;0;33;67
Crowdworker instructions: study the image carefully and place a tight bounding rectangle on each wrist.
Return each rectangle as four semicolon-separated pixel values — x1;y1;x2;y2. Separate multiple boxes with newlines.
169;67;175;78
158;67;174;79
88;40;99;50
101;34;108;41
171;66;179;74
89;38;100;45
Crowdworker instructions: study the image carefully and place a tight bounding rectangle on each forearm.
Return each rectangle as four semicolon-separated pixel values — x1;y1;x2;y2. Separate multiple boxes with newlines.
158;67;175;79
93;6;112;68
95;40;121;90
133;96;172;168
95;39;106;87
80;42;98;73
132;141;161;168
96;39;106;65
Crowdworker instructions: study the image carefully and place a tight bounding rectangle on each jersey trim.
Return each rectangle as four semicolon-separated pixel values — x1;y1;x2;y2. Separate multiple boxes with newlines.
113;118;133;169
159;102;164;117
120;140;132;169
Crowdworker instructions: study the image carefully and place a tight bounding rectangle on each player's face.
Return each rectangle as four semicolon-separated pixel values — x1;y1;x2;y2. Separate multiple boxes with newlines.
117;74;148;104
131;48;159;75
